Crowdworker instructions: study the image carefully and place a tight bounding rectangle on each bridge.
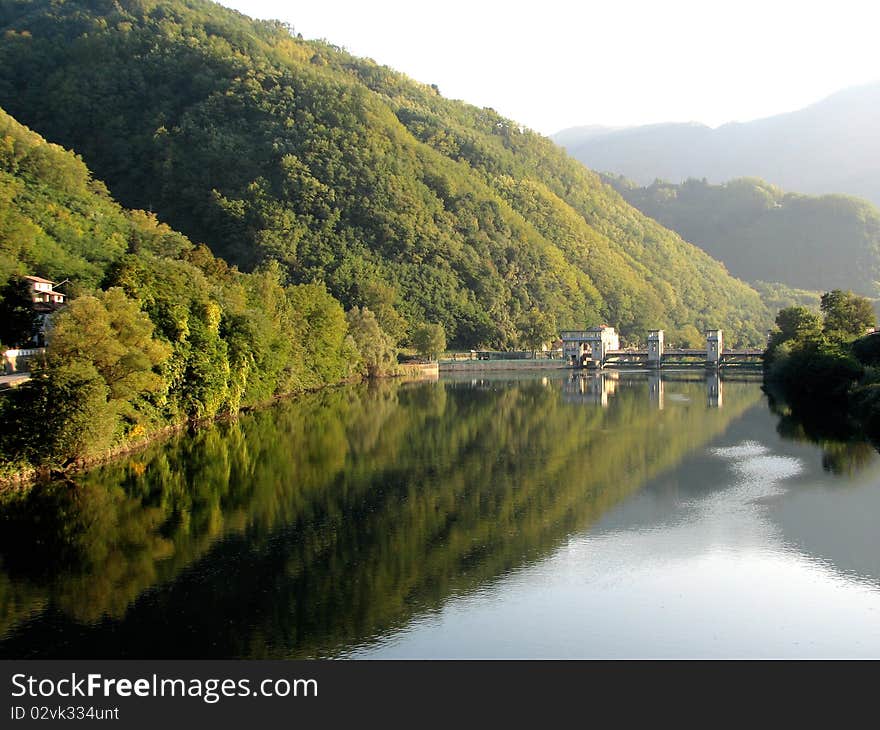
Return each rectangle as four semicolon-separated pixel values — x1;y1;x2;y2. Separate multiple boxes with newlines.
560;327;763;369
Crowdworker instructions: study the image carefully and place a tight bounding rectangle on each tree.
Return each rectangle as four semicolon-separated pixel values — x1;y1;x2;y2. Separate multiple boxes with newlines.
771;306;823;346
2;360;115;467
412;322;446;361
852;331;880;366
0;277;40;348
517;311;556;356
346;307;396;377
676;325;703;348
820;290;876;339
288;282;357;385
48;288;171;403
361;281;408;345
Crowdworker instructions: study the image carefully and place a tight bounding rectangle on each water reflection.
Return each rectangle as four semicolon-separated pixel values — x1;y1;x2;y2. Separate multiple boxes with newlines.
563;371;726;410
348;410;880;658
0;373;878;658
767;390;878;476
562;370;620;406
707;372;723;408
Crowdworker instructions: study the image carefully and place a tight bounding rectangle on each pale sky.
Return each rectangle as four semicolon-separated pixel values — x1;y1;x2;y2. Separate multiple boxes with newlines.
221;0;880;135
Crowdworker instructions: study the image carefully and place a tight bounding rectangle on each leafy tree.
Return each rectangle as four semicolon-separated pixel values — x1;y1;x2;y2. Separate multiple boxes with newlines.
772;306;823;346
3;360;115;467
0;277;40;348
517;311;556;356
288;282;356;386
49;289;171;403
820;290;876;339
360;281;408;345
675;325;704;348
765;304;825;370
412;322;446;361
764;293;871;412
346;306;396;377
852;332;880;366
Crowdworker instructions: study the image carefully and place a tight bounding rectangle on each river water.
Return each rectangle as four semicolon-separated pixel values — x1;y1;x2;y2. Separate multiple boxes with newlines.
1;371;879;658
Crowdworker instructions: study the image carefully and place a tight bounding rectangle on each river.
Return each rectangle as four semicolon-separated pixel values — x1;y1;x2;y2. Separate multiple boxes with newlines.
1;371;879;658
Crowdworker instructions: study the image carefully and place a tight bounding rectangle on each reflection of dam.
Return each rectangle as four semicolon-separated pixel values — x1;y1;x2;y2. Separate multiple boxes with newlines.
563;371;728;409
563;370;620;406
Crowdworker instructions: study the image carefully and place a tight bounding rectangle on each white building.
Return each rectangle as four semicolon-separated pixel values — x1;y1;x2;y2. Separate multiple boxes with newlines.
24;276;66;307
560;325;620;367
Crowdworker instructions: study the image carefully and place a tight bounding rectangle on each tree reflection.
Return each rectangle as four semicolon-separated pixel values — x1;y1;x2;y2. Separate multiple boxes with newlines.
766;390;878;476
0;376;761;657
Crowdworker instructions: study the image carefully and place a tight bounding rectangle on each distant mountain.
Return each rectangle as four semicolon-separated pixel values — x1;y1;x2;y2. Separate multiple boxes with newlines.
602;175;880;296
555;84;880;207
549;125;625;149
0;0;771;346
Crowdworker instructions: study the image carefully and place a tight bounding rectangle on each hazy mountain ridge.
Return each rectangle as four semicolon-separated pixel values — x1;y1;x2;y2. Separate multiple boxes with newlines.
0;0;771;346
601;174;880;297
556;84;880;207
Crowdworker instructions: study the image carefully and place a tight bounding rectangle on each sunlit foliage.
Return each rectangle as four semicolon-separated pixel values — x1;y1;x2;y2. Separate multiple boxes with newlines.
411;322;446;360
0;0;771;347
0;109;362;471
765;290;876;412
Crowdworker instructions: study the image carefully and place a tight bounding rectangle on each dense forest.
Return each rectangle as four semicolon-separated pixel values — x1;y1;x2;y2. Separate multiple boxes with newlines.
602;175;880;296
0;0;771;347
0;106;366;475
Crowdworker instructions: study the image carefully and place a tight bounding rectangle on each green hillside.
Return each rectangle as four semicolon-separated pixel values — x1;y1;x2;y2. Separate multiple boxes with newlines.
0;0;770;347
0;106;357;473
603;175;880;296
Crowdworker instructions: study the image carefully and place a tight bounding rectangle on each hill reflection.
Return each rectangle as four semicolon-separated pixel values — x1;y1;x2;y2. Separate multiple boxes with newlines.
0;374;761;657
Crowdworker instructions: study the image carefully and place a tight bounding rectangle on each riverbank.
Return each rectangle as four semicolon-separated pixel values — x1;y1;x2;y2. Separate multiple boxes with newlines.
763;330;880;443
0;392;319;493
0;365;439;492
439;359;566;372
397;362;439;378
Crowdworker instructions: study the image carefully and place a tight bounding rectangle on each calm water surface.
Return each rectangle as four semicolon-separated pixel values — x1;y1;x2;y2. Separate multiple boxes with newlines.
2;371;879;658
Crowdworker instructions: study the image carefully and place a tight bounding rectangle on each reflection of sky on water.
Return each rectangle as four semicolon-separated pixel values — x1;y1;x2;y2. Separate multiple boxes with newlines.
351;427;880;658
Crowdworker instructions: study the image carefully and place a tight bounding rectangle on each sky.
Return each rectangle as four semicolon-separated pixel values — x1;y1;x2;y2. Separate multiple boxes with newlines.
221;0;880;136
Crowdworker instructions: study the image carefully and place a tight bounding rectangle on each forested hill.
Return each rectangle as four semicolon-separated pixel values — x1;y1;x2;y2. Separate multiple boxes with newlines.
603;175;880;297
0;105;372;472
0;0;770;347
554;83;880;207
